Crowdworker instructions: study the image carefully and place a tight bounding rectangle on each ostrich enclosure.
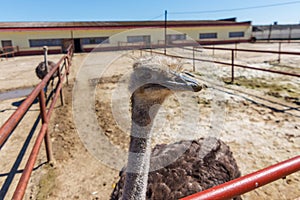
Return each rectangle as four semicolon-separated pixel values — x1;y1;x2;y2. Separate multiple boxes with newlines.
0;42;299;200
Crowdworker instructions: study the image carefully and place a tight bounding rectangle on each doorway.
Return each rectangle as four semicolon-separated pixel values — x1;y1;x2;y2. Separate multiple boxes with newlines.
74;39;82;53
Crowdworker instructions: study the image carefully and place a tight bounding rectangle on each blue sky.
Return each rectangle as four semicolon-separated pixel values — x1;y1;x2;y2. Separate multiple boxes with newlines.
0;0;299;25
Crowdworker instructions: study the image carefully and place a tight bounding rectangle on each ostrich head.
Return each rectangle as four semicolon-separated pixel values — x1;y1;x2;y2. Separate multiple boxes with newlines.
122;55;203;200
122;55;204;200
129;56;202;126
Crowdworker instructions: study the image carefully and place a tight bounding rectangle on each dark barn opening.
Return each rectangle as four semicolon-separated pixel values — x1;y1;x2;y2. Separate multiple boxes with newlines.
74;38;82;52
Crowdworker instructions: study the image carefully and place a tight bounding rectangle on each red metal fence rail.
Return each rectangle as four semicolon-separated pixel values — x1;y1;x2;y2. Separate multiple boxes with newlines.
146;46;300;82
0;44;73;200
181;155;300;200
0;46;19;59
202;45;300;63
202;45;300;56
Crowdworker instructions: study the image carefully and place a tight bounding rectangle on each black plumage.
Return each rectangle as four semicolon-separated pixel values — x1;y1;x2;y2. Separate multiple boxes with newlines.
35;60;58;80
111;137;241;200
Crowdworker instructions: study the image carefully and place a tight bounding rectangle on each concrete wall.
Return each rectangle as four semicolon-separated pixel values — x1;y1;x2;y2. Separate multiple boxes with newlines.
253;25;300;40
253;28;300;40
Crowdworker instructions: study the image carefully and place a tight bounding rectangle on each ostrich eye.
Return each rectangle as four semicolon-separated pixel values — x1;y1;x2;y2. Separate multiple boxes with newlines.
137;70;152;80
175;76;182;83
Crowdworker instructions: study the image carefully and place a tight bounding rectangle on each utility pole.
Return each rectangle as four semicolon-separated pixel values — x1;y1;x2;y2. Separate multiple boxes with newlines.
164;10;167;55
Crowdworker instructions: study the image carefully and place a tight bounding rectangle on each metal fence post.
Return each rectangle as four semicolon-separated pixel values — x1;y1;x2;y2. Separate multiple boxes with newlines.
57;67;64;106
235;42;238;58
193;47;195;72
64;57;69;85
288;27;292;43
38;90;54;163
231;49;235;83
278;42;282;63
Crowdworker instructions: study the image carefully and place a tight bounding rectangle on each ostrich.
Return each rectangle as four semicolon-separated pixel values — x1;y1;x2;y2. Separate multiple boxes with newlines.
35;46;58;98
35;60;58;80
110;56;241;200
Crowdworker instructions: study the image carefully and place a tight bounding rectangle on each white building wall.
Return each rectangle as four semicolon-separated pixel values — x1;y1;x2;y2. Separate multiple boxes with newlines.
0;24;252;50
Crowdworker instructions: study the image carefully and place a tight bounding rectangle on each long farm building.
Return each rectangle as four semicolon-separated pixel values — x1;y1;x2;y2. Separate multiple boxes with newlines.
0;19;252;55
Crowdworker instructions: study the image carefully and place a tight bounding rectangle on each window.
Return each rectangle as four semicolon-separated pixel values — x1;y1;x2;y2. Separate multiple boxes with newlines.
1;40;13;52
1;40;12;48
29;39;62;47
127;35;151;43
167;34;186;41
199;33;218;39
229;32;245;38
81;37;109;45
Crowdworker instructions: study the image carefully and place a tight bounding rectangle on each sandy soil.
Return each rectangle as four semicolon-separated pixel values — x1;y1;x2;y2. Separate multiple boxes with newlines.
0;43;299;200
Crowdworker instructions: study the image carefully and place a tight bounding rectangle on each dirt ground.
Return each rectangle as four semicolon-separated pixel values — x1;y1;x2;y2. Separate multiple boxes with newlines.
0;43;299;200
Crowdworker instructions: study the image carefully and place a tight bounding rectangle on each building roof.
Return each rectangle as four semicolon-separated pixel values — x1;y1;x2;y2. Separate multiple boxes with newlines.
0;20;251;31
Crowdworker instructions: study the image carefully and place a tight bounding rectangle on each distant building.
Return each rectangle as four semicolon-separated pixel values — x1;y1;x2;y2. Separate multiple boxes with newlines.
253;24;300;40
0;19;252;55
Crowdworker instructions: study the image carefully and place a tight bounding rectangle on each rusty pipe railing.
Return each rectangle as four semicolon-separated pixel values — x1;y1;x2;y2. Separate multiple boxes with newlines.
0;44;73;200
181;155;300;200
0;46;18;58
189;46;300;81
145;49;300;78
201;46;300;56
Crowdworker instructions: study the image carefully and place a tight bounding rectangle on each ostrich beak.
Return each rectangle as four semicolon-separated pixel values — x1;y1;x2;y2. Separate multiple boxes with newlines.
165;71;202;92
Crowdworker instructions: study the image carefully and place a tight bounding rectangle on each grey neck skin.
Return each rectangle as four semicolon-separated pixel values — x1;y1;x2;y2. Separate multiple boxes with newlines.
122;92;163;200
43;47;48;73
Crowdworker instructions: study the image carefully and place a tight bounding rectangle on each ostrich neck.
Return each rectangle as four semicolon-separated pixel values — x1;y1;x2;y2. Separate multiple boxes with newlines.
122;95;162;200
